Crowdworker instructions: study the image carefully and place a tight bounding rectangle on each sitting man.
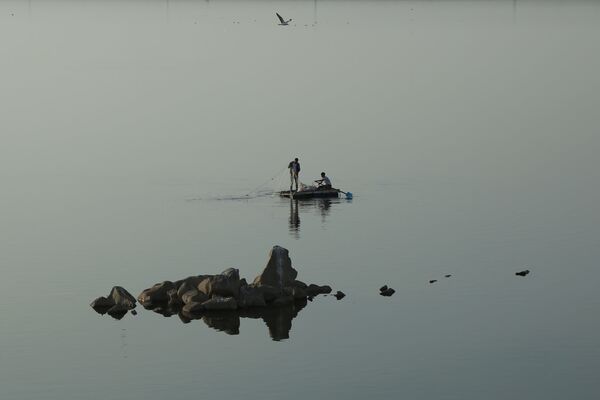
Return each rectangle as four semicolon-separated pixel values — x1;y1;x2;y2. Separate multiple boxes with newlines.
314;172;332;190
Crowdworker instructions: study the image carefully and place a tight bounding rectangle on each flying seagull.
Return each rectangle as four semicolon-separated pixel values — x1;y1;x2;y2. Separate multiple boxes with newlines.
276;13;292;26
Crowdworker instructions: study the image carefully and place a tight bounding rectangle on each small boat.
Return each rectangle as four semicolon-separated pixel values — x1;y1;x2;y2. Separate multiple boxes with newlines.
279;188;341;199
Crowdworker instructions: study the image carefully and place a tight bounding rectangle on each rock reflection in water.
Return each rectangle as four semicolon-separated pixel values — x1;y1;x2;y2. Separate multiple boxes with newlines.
287;198;350;238
147;299;307;341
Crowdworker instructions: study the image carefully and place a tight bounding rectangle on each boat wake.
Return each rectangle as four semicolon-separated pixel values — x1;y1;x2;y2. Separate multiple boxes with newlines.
187;189;275;202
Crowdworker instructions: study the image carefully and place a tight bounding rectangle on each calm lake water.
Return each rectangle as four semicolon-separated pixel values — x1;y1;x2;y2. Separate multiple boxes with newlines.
1;0;600;399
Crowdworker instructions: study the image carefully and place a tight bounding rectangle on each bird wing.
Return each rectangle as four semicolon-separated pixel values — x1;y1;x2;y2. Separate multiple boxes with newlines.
276;13;285;24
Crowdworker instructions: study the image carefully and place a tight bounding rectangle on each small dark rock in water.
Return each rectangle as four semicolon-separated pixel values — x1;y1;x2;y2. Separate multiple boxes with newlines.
429;280;437;284
307;295;314;302
444;274;452;278
334;291;346;300
380;288;395;297
515;269;530;277
91;286;136;316
131;309;137;316
379;285;388;292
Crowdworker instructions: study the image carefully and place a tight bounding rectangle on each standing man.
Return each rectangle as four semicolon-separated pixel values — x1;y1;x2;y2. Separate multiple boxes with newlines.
288;157;301;192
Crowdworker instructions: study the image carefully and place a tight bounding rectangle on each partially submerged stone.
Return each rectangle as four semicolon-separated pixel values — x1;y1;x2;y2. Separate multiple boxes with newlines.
109;286;136;309
380;288;395;297
334;291;346;300
91;286;136;317
90;296;114;313
306;284;332;296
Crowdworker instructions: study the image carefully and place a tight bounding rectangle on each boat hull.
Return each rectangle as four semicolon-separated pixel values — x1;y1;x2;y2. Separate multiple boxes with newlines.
279;189;340;199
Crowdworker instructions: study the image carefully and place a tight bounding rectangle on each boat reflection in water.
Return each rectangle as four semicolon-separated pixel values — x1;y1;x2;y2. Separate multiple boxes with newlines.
143;299;307;341
287;197;350;239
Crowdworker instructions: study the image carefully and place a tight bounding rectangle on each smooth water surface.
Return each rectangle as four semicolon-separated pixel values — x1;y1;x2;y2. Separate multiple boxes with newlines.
1;1;600;399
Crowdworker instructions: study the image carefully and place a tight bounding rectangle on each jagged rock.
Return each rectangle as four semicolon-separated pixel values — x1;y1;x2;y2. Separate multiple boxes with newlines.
198;268;241;298
90;296;114;312
138;281;176;307
306;284;332;296
91;286;136;316
238;286;267;308
201;296;238;311
176;275;210;298
379;285;388;292
253;246;298;289
181;289;208;305
334;291;346;300
515;270;530;277
167;289;182;306
109;286;136;309
380;288;395;297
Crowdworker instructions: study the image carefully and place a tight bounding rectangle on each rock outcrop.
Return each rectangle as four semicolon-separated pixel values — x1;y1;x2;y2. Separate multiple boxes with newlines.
92;246;335;339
